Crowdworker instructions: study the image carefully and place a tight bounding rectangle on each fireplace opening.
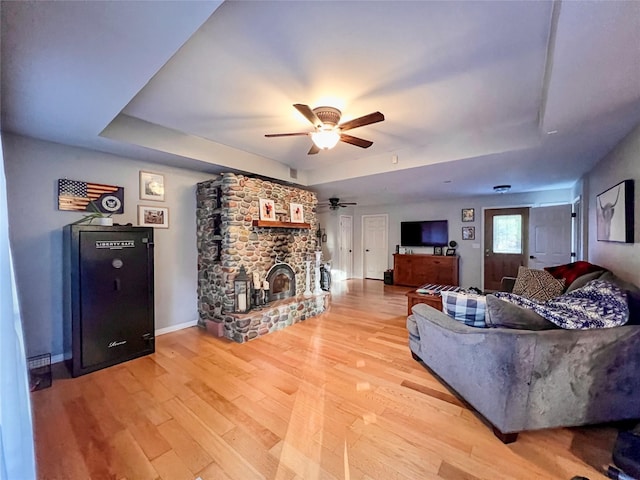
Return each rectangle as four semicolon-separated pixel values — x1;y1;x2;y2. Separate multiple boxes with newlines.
265;262;296;302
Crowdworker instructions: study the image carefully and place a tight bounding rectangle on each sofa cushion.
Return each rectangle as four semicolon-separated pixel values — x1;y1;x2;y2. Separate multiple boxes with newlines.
441;291;487;327
495;279;629;329
512;266;565;302
599;271;640;325
485;295;558;330
566;270;606;293
545;261;606;288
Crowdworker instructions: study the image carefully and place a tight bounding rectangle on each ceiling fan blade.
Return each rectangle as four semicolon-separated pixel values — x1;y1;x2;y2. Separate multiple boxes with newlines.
338;112;384;132
308;144;320;155
339;202;357;206
340;133;373;149
265;132;309;137
294;104;323;128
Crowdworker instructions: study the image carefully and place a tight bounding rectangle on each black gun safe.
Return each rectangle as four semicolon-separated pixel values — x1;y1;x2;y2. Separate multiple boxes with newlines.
63;225;155;377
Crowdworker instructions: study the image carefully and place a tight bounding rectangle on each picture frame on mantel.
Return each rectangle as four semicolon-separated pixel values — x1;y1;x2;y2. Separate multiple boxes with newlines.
139;170;165;202
462;208;475;222
290;203;304;223
259;198;276;221
596;179;634;243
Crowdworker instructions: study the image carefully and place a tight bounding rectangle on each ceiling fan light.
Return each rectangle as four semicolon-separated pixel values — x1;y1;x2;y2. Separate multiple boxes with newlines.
493;184;511;193
311;130;340;150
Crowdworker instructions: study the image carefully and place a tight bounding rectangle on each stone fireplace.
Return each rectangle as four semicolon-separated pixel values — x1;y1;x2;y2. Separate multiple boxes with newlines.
196;172;328;343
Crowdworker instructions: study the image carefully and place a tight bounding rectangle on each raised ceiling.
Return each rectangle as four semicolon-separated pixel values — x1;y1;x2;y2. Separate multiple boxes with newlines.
2;1;639;206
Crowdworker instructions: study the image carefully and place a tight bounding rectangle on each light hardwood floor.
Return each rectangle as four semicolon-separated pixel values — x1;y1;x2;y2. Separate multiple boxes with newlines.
32;279;616;480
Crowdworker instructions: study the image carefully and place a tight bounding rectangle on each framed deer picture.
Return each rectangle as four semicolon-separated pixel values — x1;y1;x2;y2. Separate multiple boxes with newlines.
596;179;634;243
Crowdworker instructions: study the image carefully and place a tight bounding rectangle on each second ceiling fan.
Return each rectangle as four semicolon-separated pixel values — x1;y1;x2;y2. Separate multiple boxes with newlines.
265;104;384;155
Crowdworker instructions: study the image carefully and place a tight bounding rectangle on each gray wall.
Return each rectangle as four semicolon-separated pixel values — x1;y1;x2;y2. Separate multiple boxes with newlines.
3;133;215;359
332;190;570;288
586;122;640;285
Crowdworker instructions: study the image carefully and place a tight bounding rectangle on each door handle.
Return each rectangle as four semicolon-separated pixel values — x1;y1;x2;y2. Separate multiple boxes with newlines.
365;249;370;252
114;278;121;291
529;255;535;259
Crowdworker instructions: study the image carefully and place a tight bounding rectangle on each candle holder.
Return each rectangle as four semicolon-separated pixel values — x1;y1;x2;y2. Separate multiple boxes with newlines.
252;287;263;310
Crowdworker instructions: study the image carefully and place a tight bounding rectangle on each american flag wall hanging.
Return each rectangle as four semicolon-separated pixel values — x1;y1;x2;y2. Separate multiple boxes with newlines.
58;179;124;214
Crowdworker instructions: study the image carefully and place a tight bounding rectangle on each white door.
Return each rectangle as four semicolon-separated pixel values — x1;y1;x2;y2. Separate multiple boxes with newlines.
339;215;353;280
362;214;388;280
528;204;572;269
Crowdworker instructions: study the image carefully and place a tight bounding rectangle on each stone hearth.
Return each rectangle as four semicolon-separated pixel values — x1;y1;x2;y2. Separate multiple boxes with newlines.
197;172;326;343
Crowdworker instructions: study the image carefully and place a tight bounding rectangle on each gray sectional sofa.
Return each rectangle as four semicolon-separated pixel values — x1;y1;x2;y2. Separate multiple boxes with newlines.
407;270;640;443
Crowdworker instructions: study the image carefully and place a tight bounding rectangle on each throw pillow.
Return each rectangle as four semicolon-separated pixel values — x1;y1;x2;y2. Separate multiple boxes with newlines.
544;261;605;288
485;295;558;330
441;291;486;327
512;266;565;302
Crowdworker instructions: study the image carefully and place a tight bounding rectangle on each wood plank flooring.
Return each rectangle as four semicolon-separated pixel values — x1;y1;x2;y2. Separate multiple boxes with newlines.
32;279;617;479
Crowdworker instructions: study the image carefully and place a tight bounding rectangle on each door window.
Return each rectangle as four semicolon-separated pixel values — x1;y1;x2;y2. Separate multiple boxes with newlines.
493;215;522;254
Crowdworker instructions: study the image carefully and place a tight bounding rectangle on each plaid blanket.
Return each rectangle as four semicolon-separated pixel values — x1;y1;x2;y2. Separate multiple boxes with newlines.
494;279;628;329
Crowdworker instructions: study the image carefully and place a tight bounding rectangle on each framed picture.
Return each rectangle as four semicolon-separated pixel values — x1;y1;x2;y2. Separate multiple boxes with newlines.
290;203;304;223
596;179;634;243
139;171;165;202
434;246;443;255
462;226;475;240
138;205;169;228
259;198;276;221
462;208;475;222
445;248;456;256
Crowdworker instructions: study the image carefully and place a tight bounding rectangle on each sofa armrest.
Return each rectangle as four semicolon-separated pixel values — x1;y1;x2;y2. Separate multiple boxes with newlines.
501;276;516;292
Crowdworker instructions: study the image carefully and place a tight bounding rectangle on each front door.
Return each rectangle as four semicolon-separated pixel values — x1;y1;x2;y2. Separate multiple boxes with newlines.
528;204;572;269
484;208;529;291
362;214;388;280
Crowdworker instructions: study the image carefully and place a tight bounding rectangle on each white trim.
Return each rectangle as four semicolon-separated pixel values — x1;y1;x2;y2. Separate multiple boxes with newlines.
51;320;198;364
155;320;198;336
51;353;65;364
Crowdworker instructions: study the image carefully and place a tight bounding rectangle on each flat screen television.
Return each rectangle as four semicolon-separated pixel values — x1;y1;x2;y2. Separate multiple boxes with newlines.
400;220;448;247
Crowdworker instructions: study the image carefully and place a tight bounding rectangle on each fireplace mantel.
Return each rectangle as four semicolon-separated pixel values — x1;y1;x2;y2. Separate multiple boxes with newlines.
252;220;311;229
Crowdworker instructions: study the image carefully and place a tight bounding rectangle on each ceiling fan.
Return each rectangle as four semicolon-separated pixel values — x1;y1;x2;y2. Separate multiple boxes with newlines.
265;104;384;155
319;197;358;210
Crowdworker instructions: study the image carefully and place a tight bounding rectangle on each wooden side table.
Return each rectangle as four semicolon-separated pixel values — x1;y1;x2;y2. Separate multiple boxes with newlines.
406;289;443;315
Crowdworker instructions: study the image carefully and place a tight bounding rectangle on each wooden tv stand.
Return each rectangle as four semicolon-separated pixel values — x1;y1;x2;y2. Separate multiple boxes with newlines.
393;254;459;287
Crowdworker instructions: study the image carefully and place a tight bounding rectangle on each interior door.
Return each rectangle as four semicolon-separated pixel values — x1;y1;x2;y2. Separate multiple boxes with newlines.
362;215;388;280
484;208;529;291
339;215;353;280
528;204;572;269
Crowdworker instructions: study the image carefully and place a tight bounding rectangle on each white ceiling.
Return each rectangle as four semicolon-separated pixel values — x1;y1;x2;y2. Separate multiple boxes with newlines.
2;0;639;207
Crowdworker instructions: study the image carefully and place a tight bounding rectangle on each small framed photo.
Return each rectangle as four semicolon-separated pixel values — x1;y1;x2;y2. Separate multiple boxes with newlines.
462;226;475;240
259;198;276;221
446;248;456;256
290;203;304;223
433;246;443;255
139;171;165;202
138;205;169;228
462;208;475;222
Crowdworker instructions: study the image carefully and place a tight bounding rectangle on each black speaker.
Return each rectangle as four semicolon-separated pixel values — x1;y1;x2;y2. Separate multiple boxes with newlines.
449;240;458;248
384;270;394;285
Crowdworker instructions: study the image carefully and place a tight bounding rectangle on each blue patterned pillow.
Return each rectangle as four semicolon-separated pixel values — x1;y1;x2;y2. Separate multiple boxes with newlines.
494;279;628;329
441;291;487;327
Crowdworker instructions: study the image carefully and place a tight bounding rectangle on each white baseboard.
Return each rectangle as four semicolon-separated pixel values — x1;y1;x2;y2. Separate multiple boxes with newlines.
50;320;198;364
155;320;198;336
